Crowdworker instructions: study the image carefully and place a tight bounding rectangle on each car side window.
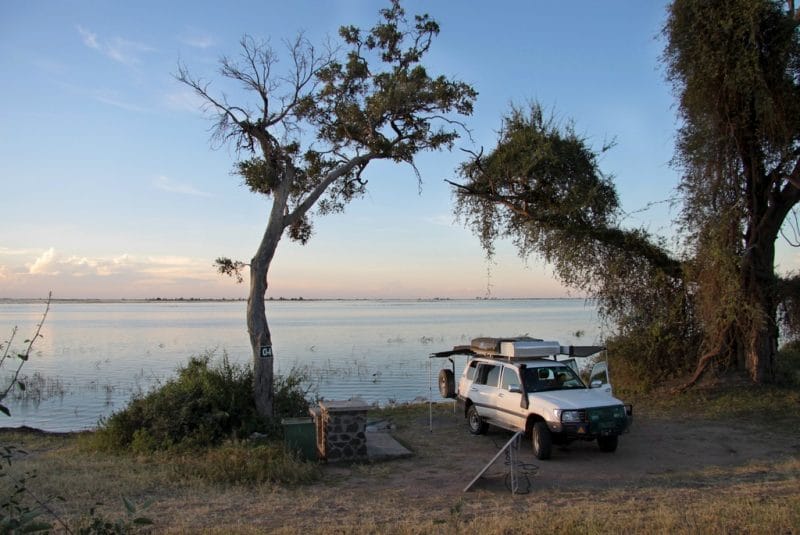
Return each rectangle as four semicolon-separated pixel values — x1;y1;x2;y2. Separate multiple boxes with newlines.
500;367;520;391
465;360;477;381
474;363;490;385
538;368;554;380
484;365;501;387
590;368;607;385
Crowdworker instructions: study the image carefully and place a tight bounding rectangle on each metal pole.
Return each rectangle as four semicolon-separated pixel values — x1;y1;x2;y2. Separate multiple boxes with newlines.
509;433;519;494
428;357;432;432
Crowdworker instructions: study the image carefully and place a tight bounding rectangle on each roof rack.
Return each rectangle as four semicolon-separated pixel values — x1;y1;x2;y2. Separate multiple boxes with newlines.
430;336;604;360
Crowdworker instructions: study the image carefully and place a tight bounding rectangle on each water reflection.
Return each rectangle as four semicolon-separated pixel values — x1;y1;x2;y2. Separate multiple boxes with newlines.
1;299;599;431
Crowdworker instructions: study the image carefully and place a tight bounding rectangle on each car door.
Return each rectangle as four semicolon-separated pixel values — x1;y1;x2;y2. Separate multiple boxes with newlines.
494;365;525;431
589;361;613;395
469;362;500;422
459;359;479;399
561;358;579;375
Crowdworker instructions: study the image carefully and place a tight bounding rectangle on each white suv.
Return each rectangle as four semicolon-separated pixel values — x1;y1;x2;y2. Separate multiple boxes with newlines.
436;338;632;460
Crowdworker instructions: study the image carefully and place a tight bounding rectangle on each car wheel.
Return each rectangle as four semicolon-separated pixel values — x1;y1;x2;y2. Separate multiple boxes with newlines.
438;369;456;399
532;421;552;460
598;435;618;452
467;404;487;435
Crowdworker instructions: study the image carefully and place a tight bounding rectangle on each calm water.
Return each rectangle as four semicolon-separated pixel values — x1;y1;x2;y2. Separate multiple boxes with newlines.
0;299;600;432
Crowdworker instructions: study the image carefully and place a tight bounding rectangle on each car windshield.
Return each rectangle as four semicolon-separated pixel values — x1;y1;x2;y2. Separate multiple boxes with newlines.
522;366;585;392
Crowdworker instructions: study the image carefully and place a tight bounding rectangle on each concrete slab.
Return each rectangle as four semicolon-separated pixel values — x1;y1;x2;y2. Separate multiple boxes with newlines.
366;430;413;462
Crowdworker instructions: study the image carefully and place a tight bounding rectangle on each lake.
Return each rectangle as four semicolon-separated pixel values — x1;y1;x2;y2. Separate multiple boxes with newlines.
0;299;601;432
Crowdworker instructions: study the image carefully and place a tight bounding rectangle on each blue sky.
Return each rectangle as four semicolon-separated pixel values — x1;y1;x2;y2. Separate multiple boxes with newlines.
1;1;797;299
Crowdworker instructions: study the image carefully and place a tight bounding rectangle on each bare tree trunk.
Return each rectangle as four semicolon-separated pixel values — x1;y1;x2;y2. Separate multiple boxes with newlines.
740;240;778;383
248;180;291;419
745;323;777;382
249;256;274;419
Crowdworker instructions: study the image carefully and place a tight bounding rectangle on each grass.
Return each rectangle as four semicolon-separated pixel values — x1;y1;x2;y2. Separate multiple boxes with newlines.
628;375;800;423
2;385;799;533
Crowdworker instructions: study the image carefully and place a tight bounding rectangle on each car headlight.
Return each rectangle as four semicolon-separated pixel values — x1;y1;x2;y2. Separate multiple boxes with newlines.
556;409;582;423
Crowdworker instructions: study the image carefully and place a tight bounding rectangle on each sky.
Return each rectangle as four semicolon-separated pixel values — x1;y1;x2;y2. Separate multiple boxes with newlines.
1;1;797;300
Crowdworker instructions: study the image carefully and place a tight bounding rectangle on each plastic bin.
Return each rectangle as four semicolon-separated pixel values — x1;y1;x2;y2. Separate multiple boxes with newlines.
281;417;317;461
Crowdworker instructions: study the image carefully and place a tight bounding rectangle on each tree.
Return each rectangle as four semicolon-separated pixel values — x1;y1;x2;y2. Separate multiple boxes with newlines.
664;0;800;384
452;0;800;389
451;106;701;387
177;1;476;418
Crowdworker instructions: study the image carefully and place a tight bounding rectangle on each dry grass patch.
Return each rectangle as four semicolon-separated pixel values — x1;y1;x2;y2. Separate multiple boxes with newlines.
2;400;799;533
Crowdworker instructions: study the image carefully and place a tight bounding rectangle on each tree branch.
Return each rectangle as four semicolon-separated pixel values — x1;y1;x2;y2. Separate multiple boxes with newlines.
448;179;684;279
284;153;375;228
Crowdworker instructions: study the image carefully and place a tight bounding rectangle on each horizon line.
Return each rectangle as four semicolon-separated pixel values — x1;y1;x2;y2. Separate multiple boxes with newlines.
0;296;590;304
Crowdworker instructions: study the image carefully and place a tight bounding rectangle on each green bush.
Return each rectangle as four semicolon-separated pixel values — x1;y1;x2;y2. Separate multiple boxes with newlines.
92;351;314;452
603;329;695;395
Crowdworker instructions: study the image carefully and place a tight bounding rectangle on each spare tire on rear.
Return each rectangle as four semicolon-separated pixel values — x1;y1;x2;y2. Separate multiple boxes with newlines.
438;369;456;398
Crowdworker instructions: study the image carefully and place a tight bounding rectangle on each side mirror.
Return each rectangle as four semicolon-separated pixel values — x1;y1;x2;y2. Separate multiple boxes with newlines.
508;385;522;394
590;380;604;388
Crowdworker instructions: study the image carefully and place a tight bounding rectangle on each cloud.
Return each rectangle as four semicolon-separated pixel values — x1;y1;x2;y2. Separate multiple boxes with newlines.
153;175;211;197
179;30;216;49
77;25;99;50
1;248;230;298
28;247;59;275
54;80;148;113
76;25;155;65
27;248;131;277
24;248;212;280
92;90;149;112
163;89;207;114
0;247;39;256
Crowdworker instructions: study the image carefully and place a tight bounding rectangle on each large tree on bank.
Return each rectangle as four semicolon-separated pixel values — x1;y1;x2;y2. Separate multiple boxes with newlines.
452;0;800;388
664;0;800;384
178;1;476;418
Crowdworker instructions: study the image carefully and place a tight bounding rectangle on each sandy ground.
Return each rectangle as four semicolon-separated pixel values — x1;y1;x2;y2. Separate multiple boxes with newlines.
360;404;800;494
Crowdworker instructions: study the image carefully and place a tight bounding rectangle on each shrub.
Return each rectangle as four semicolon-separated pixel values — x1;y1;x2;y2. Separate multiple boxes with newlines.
92;352;314;452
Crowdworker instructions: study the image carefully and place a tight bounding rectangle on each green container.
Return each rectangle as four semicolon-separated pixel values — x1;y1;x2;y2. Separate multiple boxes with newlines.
282;417;317;461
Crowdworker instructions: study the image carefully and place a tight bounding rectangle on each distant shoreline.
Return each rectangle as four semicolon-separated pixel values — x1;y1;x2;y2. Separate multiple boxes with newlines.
0;296;587;305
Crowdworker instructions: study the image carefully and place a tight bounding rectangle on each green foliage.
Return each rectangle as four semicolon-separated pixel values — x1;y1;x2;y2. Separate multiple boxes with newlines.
179;1;476;417
93;351;260;451
453;104;697;388
664;0;800;380
91;352;315;452
75;498;153;535
665;0;800;169
272;367;314;420
454;1;800;386
214;257;246;284
179;0;476;248
455;104;619;265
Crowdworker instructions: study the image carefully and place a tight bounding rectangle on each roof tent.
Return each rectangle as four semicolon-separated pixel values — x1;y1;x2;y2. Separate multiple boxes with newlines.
430;336;604;360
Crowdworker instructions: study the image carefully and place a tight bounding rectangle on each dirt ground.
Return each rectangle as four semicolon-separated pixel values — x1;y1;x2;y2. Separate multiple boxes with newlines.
200;402;800;532
3;402;800;533
350;403;800;494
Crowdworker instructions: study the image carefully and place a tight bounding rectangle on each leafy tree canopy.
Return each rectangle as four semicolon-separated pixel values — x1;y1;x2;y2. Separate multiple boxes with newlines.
453;0;800;390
